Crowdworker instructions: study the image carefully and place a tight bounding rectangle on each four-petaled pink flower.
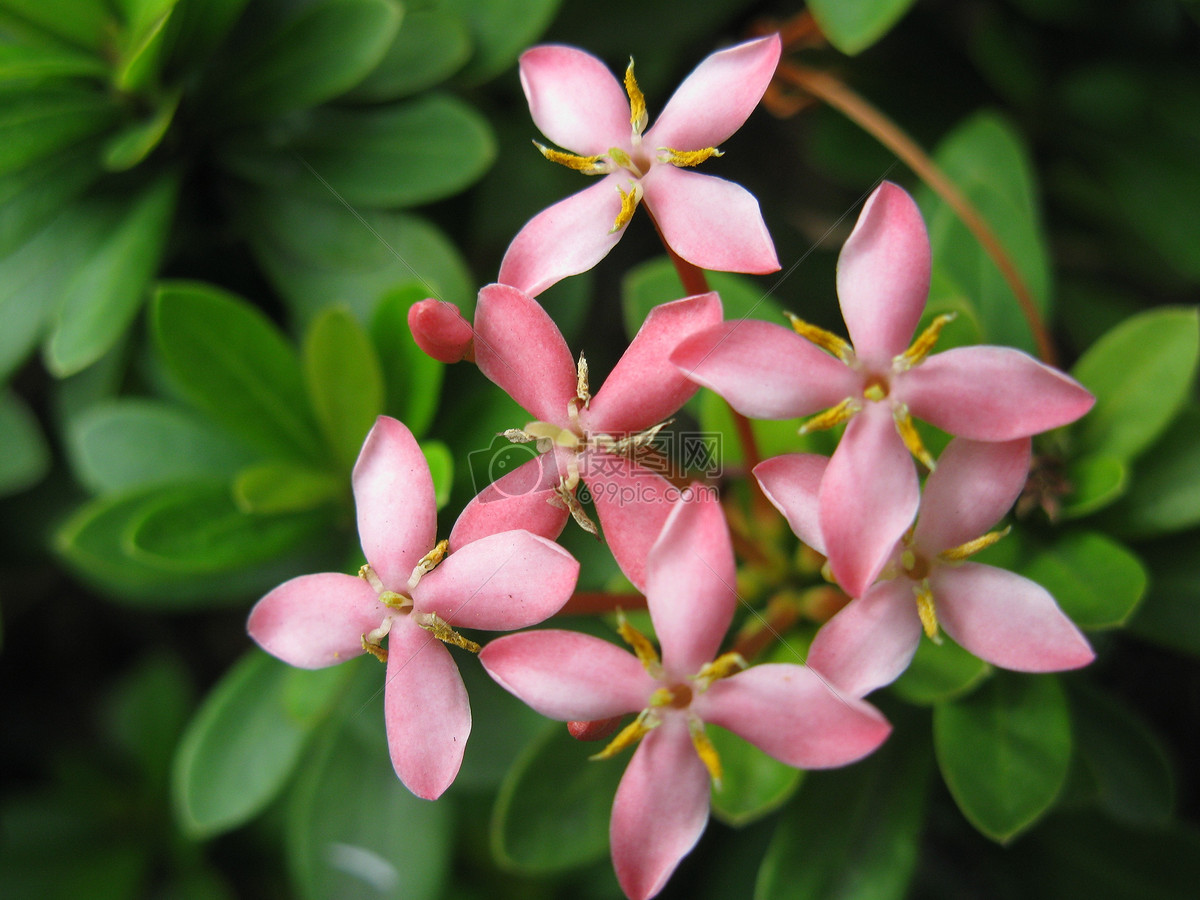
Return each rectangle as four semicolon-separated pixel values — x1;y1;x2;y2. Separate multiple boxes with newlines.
480;490;890;900
449;283;723;591
672;181;1095;597
498;36;782;298
756;437;1094;697
247;416;580;800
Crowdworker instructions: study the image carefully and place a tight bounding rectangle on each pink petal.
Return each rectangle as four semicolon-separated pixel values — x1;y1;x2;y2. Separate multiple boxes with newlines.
473;283;577;423
588;292;724;435
247;572;383;669
450;453;569;551
585;453;678;593
699;664;891;768
671;320;856;419
646;34;782;151
611;716;711;900
914;437;1031;554
408;298;473;363
836;182;931;364
644;488;737;677
497;178;626;297
641;166;778;274
383;620;471;799
805;581;922;697
353;416;437;590
819;403;919;598
934;563;1095;672
480;630;655;721
901;346;1096;440
413;530;578;630
753;453;830;554
518;44;630;156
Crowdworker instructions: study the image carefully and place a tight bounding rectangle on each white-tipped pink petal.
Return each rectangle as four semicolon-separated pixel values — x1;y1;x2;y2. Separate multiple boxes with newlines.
753;453;830;554
588;292;723;435
413;530;578;630
353;416;437;589
480;630;655;721
518;45;631;155
585;454;677;593
671;320;856;419
901;346;1096;440
611;717;711;900
933;563;1094;672
498;178;627;298
644;489;737;676
914;438;1031;553
474;283;577;422
449;454;569;551
805;581;922;697
698;664;891;769
646;34;782;151
819;403;919;598
383;621;471;800
248;573;383;669
641;166;778;274
836;182;931;364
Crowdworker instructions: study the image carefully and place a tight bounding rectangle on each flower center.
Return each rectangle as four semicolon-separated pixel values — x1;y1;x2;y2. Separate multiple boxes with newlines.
862;373;890;402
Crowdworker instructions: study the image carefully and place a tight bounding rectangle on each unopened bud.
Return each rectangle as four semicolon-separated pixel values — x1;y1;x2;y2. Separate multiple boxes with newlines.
567;717;623;742
408;299;474;363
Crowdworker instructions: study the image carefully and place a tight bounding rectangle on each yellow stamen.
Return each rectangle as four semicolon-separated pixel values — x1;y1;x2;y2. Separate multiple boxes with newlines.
358;563;384;592
591;709;658;760
661;147;723;167
617;609;662;673
694;652;747;690
361;634;388;663
689;718;723;788
550;476;597;536
624;59;648;136
798;397;861;435
576;352;591;407
896;313;957;371
418;612;481;653
940;526;1012;562
534;141;607;174
785;311;854;362
914;582;942;643
407;539;449;590
648;687;675;707
611;181;642;233
379;590;410;611
892;404;936;470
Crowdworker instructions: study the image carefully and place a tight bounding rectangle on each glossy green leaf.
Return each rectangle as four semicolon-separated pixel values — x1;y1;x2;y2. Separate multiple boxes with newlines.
934;673;1071;842
232;460;343;515
172;651;353;838
491;723;625;874
440;0;561;84
152;281;325;462
349;7;471;100
754;715;931;900
370;284;443;438
1018;530;1145;629
102;90;179;171
1059;453;1127;518
807;0;919;55
113;0;179;92
0;89;116;177
303;306;385;469
890;635;991;705
46;175;178;376
1071;307;1199;462
0;138;100;259
708;725;803;827
0;389;49;495
1102;405;1200;538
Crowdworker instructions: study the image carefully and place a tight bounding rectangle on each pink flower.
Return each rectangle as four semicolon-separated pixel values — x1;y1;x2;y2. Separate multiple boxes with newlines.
498;36;782;297
756;437;1095;697
451;283;722;591
672;181;1095;597
480;490;890;900
408;298;474;363
247;416;579;800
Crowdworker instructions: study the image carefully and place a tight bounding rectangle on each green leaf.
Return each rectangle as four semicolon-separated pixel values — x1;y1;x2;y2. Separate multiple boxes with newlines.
0;0;111;50
1070;307;1200;462
709;725;803;827
421;440;453;509
172;651;353;838
0;138;100;259
152;281;325;462
349;7;471;100
1059;453;1127;518
370;284;443;437
440;0;562;84
1102;405;1200;538
46;175;179;376
0;41;108;80
232;460;343;515
0;89;116;177
491;723;625;874
917;112;1051;355
113;0;180;92
807;0;919;55
934;673;1072;842
754;714;931;900
102;90;180;171
155;0;248;80
890;636;991;705
0;389;50;495
303;306;385;470
1128;532;1200;658
221;93;495;208
105;653;194;788
1018;530;1146;629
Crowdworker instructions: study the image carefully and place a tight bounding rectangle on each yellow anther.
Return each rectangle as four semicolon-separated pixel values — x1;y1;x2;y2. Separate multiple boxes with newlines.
798;397;861;435
661;147;723;167
694;652;747;690
617;609;662;673
361;634;388;663
591;709;658;760
689;718;724;788
896;312;957;371
940;526;1012;562
649;687;675;707
624;59;648;136
914;583;942;643
576;352;591;407
379;590;411;611
418;612;481;653
550;475;597;536
611;181;642;233
534;141;607;174
785;312;854;362
892;404;936;470
358;563;384;592
408;539;449;591
608;146;633;169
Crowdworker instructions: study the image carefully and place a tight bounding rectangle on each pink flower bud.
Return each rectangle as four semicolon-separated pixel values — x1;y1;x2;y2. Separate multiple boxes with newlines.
408;299;474;363
567;717;623;742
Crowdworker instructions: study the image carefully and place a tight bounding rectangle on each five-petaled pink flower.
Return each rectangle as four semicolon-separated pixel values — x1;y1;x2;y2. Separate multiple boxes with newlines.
498;35;782;297
448;283;723;591
756;436;1094;697
480;490;890;900
672;181;1095;597
247;416;580;800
